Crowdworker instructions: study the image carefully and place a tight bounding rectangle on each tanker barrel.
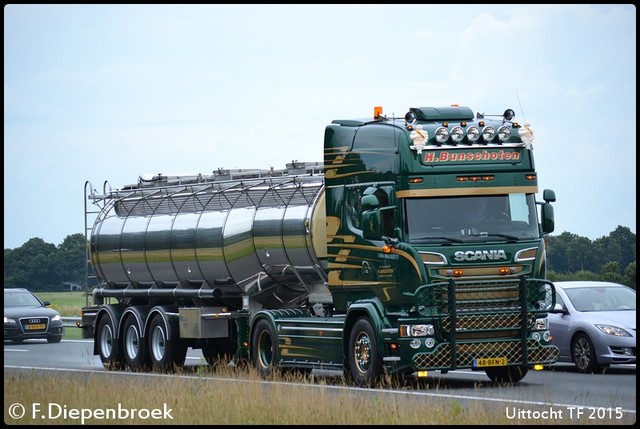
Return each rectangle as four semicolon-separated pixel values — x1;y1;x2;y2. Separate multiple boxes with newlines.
89;173;327;309
94;287;224;300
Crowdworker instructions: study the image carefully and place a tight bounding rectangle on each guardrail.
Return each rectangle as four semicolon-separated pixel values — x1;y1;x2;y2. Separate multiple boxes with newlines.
62;316;81;327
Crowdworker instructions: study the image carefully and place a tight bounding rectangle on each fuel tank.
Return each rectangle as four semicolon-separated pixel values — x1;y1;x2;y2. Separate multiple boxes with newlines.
89;169;327;310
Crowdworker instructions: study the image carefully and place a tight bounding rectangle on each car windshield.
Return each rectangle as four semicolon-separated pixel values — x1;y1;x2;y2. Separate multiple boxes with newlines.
565;286;636;312
4;291;43;307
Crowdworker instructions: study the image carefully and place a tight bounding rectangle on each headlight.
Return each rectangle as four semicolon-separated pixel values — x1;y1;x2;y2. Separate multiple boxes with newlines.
435;126;449;144
497;125;511;142
535;318;549;330
482;126;496;142
51;314;62;322
4;316;17;324
450;126;465;143
596;324;632;337
400;324;435;337
466;126;480;142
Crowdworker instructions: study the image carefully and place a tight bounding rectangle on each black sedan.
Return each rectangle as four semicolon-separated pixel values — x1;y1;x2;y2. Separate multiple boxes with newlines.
4;288;64;343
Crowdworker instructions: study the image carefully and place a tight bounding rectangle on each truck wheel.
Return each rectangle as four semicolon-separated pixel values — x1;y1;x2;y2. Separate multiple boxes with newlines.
347;318;383;387
485;366;528;383
202;339;236;367
572;333;602;373
122;316;149;371
251;319;278;378
47;335;62;344
96;315;124;370
148;314;187;372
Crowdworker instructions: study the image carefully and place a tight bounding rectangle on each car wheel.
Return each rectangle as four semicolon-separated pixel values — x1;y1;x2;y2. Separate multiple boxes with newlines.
572;333;602;373
47;335;62;344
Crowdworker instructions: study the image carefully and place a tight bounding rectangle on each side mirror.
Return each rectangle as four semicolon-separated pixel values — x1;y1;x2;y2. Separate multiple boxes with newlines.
550;302;567;314
541;202;554;234
362;209;382;240
543;189;556;203
361;194;380;211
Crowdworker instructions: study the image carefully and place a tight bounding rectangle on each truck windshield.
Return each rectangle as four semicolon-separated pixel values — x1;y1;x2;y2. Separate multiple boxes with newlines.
404;194;540;243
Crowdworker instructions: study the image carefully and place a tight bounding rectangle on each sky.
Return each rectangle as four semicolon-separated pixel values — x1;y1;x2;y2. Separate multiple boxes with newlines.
3;4;636;249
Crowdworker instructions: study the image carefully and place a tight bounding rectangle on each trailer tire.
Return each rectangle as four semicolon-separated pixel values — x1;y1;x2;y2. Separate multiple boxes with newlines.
96;315;124;370
252;318;278;379
347;317;383;387
148;314;187;372
122;316;149;371
485;366;528;384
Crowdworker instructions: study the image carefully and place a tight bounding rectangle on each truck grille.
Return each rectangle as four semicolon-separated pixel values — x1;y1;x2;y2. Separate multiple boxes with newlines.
441;313;536;333
415;278;554;321
413;339;560;369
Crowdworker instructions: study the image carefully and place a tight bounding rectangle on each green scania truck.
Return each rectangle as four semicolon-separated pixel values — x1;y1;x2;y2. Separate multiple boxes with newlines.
81;104;559;386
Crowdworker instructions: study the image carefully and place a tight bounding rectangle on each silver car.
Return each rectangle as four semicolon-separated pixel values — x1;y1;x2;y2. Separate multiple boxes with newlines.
548;281;636;373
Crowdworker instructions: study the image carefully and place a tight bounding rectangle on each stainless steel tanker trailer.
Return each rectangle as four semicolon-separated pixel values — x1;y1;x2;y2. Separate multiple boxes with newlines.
82;161;329;372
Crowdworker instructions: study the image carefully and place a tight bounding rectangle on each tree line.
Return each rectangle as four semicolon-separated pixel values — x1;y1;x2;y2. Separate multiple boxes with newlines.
3;226;636;292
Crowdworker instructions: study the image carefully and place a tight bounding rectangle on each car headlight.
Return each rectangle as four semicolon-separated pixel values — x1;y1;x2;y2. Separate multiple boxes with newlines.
51;314;62;322
595;324;632;337
4;316;17;324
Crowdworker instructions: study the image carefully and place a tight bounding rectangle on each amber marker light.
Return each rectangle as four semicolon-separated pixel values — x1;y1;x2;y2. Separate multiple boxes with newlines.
457;175;495;182
374;106;383;119
408;177;423;184
383;244;393;254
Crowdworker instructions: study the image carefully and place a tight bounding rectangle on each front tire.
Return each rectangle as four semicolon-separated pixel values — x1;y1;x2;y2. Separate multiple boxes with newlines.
485;366;528;383
572;333;602;373
347;317;383;387
148;314;187;372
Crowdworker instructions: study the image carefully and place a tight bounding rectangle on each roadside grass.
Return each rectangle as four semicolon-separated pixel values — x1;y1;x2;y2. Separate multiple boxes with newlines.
1;364;512;425
6;362;633;425
35;291;89;340
36;291;89;317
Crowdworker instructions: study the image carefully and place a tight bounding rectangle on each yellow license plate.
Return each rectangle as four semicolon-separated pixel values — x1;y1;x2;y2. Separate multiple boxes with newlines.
26;324;46;330
473;357;507;367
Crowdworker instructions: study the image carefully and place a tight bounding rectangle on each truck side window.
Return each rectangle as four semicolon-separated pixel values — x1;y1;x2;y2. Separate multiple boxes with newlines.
374;188;395;238
345;185;395;238
345;186;362;230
